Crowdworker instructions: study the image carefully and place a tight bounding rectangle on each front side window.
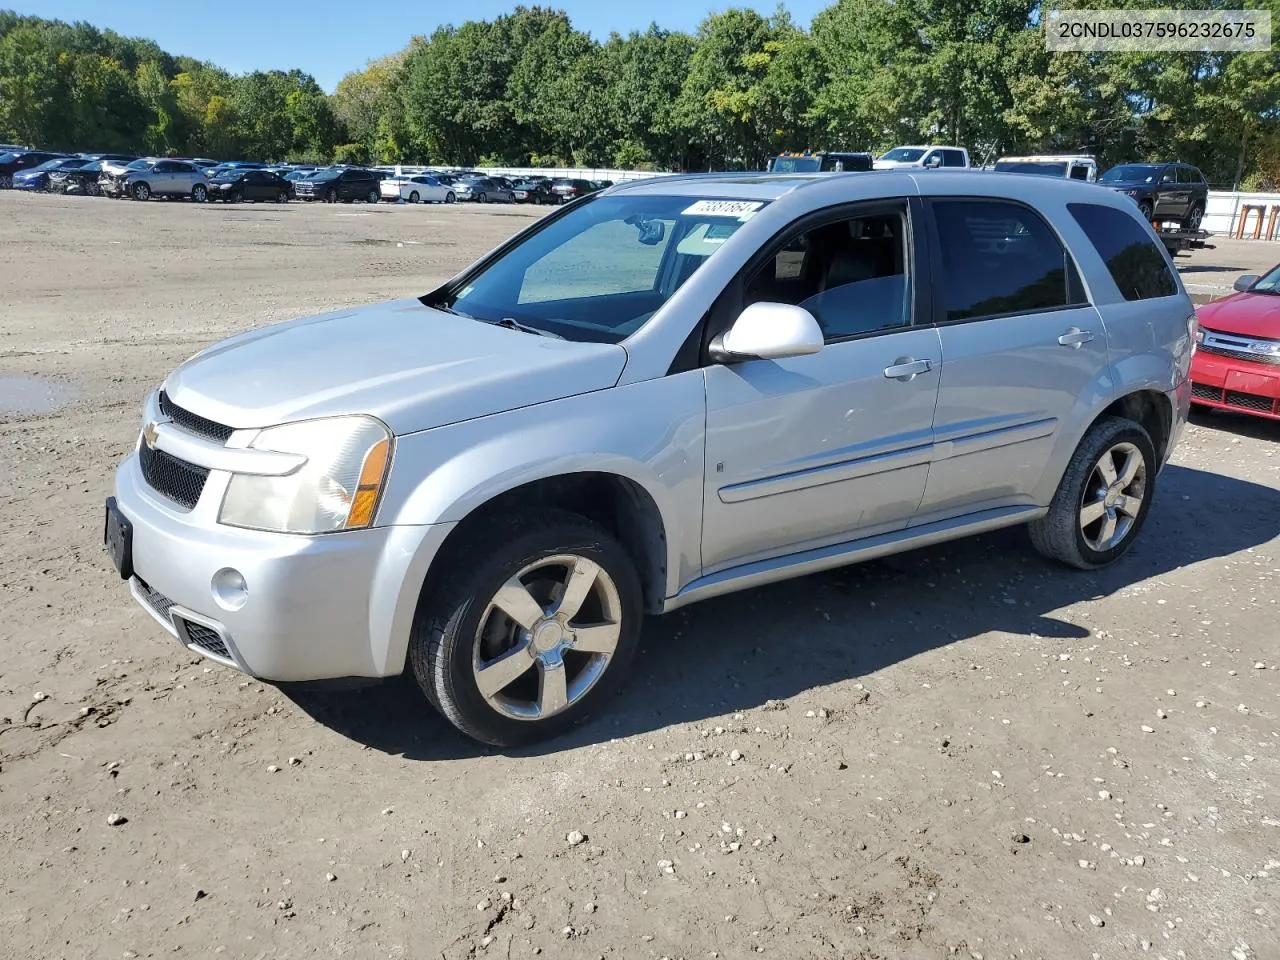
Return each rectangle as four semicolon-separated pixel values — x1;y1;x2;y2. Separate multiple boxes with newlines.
435;195;765;343
932;199;1084;322
743;207;910;341
1067;202;1178;301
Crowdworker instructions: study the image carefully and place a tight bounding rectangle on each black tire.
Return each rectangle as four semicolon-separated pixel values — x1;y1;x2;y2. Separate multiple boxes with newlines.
277;190;289;203
368;189;380;204
1028;416;1157;570
1138;199;1154;222
191;183;207;202
408;509;644;747
444;191;455;204
132;181;150;201
477;192;488;203
408;190;419;204
1184;203;1204;231
326;188;338;204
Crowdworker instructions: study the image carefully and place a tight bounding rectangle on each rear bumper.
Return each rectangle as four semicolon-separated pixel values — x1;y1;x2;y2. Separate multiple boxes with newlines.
1190;350;1280;419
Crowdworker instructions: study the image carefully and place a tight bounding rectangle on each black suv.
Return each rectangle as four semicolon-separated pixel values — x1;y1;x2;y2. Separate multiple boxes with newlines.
1098;162;1209;230
293;168;381;203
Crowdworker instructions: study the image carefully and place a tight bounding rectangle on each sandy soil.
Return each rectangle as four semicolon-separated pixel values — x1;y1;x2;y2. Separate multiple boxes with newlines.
1;190;1278;960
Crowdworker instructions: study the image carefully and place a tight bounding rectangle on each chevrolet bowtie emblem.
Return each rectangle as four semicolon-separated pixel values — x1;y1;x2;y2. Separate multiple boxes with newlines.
142;421;159;449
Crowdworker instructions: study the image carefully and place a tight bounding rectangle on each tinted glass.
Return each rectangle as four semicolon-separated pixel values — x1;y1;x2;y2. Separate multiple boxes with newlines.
1067;202;1179;301
881;148;926;162
943;150;966;167
995;161;1068;177
933;200;1083;321
1100;164;1159;183
745;210;910;340
154;161;174;172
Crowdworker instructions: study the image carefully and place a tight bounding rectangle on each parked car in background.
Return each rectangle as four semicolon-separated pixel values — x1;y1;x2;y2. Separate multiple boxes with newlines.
101;171;1191;747
0;150;70;188
205;168;294;203
11;156;91;191
111;158;209;201
204;161;267;179
100;157;154;196
1098;162;1209;229
49;159;129;196
292;167;381;203
549;178;602;203
768;151;875;173
1190;263;1280;420
873;145;970;170
453;176;514;203
993;155;1097;181
379;173;455;204
512;178;555;204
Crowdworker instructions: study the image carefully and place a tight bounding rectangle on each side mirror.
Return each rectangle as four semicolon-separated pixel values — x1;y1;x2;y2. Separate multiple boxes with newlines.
710;302;824;363
925;155;942;169
1234;274;1259;292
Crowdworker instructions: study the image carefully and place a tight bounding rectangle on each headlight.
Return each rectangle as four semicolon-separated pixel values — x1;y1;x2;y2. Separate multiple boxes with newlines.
218;415;392;534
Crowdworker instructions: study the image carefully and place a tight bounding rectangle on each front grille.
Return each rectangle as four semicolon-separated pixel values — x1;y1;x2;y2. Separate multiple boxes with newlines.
1199;344;1280;366
135;578;175;623
1191;382;1221;402
180;619;232;660
139;443;209;509
159;390;234;443
1226;391;1277;414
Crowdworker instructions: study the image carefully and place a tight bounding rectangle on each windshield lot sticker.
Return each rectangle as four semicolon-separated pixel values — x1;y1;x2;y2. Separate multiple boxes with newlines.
682;200;764;218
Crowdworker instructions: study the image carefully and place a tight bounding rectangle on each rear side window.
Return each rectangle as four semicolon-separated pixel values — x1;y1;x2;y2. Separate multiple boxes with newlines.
1067;202;1178;301
931;199;1085;322
943;150;966;167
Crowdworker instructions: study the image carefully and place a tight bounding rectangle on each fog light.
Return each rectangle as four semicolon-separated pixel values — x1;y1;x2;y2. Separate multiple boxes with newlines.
211;568;248;611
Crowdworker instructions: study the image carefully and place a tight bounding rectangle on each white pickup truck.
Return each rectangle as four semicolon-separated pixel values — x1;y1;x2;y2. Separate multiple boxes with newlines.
873;145;970;170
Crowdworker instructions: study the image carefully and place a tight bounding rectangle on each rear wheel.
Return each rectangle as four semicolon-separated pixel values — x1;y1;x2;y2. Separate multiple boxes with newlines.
132;182;150;201
409;509;643;747
326;188;338;203
408;191;420;204
1029;416;1157;570
1184;203;1204;231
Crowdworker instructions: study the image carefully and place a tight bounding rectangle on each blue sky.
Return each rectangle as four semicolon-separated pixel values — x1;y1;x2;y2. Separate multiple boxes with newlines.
18;0;832;93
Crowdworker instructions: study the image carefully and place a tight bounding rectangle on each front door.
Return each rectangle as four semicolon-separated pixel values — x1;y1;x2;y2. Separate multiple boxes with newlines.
1154;166;1186;221
700;200;942;574
916;197;1109;522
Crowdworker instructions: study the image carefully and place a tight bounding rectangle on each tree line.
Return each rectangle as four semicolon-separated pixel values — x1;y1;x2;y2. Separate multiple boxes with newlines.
2;2;1278;188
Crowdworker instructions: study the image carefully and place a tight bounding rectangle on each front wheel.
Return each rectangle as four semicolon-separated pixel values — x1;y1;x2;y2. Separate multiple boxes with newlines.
1028;416;1157;570
476;192;487;203
132;182;150;201
191;183;207;202
408;509;643;747
277;190;289;203
326;188;338;204
1138;199;1154;222
444;191;456;204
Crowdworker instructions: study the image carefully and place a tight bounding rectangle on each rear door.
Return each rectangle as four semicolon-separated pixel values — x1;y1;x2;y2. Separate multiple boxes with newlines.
916;197;1106;522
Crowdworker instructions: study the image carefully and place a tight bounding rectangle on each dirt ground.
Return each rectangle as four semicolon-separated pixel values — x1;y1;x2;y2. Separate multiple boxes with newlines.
1;191;1278;960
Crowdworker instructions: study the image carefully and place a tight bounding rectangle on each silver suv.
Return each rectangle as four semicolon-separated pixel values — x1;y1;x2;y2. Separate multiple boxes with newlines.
103;171;1195;745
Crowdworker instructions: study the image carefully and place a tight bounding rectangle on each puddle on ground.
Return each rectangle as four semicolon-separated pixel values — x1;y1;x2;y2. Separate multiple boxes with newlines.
0;376;76;415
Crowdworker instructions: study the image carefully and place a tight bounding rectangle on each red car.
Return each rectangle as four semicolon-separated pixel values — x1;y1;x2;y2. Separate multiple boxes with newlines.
1191;262;1280;420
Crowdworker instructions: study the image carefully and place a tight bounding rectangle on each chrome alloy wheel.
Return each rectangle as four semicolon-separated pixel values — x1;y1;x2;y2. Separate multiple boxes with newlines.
472;555;623;721
1079;441;1147;552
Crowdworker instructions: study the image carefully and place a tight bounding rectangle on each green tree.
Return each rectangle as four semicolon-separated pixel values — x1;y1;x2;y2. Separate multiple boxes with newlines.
0;26;64;145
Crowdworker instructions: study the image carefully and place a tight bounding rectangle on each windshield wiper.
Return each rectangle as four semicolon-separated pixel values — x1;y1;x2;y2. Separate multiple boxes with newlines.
492;317;563;339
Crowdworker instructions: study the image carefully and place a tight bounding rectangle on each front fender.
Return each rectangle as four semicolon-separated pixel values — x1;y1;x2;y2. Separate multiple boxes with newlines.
375;370;707;617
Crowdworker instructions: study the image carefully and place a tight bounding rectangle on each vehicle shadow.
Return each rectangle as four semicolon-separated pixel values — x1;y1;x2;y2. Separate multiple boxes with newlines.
1189;406;1280;441
281;464;1280;760
1178;264;1241;275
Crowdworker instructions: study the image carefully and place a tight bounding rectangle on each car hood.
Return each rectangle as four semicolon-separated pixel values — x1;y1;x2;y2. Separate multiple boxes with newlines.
1197;292;1280;338
162;298;629;435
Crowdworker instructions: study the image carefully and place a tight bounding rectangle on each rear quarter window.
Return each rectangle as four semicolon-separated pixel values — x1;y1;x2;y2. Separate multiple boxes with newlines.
1066;202;1179;301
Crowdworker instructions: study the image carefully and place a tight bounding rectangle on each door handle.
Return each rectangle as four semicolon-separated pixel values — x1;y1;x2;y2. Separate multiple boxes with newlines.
883;357;934;380
1058;328;1095;348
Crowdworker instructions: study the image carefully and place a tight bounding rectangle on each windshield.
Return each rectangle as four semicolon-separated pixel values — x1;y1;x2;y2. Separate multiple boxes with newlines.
880;148;926;162
0;152;18;163
1250;265;1280;293
125;159;152;170
1100;164;1159;183
771;157;821;173
27;158;69;172
995;161;1068;177
434;194;765;344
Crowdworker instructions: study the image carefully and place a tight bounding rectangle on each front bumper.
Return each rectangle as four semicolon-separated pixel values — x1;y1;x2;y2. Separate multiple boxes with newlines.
110;450;456;681
1190;350;1280;419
